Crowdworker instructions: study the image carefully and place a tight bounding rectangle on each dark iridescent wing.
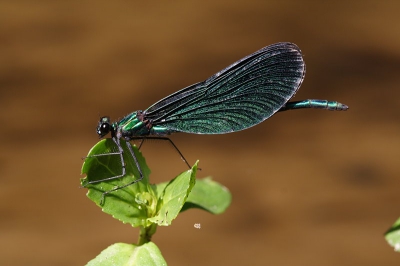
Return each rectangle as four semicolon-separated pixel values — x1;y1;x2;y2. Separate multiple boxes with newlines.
144;42;305;134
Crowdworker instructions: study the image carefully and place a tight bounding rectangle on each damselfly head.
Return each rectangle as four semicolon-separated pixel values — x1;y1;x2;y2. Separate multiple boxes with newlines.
97;116;111;138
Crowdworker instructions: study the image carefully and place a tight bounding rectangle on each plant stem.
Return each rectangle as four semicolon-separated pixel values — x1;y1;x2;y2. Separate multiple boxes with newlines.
138;223;158;245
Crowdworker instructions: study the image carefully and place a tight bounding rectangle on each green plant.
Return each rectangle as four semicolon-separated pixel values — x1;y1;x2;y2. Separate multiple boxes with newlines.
81;139;231;265
385;217;400;252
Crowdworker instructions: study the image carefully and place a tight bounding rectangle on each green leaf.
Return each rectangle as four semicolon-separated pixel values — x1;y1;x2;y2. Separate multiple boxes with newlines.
148;162;198;226
81;139;157;227
385;217;400;252
154;177;232;215
86;242;166;266
181;177;231;214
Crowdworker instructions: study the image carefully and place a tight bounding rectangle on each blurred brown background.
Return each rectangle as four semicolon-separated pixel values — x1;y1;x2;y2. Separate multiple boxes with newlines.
1;1;399;265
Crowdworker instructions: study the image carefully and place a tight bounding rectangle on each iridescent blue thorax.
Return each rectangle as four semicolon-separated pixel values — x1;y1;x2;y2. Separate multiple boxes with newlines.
115;111;171;138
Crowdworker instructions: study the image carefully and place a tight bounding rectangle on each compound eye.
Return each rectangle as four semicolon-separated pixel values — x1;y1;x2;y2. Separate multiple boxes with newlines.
98;123;110;136
101;123;110;132
96;118;111;137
